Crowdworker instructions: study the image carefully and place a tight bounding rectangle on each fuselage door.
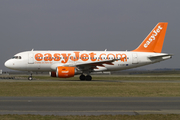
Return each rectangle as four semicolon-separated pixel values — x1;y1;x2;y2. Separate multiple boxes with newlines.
132;53;138;64
28;53;34;64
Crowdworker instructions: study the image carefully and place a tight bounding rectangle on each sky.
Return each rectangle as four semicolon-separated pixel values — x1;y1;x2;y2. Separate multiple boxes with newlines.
0;0;179;71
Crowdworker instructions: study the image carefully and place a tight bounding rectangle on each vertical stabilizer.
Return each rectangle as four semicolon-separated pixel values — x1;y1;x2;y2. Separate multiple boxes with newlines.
133;22;168;53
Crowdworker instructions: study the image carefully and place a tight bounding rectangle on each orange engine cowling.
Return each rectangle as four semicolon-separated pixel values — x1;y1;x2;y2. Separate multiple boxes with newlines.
55;66;76;78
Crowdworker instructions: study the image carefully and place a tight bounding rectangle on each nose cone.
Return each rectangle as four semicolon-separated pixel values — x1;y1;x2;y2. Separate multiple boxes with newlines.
5;60;10;68
4;60;13;69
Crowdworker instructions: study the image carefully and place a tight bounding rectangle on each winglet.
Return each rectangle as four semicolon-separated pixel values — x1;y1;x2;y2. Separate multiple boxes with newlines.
133;22;168;53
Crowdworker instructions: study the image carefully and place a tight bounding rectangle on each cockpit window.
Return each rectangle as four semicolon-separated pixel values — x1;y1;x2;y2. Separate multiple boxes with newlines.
12;56;22;59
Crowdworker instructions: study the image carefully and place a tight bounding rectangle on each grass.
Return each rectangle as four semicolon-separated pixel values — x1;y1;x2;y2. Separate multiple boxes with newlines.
15;74;180;81
0;114;180;120
0;81;180;97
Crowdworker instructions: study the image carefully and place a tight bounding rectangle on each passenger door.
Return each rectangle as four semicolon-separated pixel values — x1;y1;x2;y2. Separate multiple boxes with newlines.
28;53;34;64
132;53;138;64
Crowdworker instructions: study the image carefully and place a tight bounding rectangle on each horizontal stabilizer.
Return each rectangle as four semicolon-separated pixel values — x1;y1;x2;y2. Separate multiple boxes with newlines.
148;54;172;60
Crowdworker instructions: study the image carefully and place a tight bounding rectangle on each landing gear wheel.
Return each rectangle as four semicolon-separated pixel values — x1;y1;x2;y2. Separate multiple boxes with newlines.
85;75;92;81
28;76;33;81
79;74;86;81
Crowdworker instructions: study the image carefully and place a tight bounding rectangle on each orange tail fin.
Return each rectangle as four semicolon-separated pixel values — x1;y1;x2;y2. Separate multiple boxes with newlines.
133;22;168;53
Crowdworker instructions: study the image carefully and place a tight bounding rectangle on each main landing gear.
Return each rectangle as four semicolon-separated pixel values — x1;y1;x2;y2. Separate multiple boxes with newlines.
79;74;92;81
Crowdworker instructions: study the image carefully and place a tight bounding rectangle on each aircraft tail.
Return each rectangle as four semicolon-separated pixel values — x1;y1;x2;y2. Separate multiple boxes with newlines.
133;22;168;53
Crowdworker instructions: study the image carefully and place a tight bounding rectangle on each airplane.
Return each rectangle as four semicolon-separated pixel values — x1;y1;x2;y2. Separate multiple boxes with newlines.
4;22;172;81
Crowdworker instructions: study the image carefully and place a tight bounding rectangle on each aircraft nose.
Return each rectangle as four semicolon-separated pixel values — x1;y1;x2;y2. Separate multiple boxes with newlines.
4;60;12;69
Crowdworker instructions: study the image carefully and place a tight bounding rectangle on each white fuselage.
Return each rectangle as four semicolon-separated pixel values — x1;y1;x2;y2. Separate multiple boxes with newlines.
4;50;171;73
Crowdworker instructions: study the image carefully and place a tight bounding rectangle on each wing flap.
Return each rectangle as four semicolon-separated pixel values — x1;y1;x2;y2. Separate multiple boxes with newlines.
75;58;118;67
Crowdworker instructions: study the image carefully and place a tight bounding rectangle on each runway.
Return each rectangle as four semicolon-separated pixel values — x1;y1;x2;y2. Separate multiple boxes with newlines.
0;97;180;116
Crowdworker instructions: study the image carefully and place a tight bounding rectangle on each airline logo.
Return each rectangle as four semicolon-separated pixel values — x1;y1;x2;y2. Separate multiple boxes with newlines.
61;71;69;73
144;25;163;48
34;52;128;64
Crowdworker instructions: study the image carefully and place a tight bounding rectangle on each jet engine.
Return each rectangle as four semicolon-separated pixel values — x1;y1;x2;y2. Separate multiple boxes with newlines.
50;66;76;78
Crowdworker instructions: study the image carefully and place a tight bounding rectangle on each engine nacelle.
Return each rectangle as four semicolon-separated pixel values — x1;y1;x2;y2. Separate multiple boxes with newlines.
50;66;76;78
50;71;56;77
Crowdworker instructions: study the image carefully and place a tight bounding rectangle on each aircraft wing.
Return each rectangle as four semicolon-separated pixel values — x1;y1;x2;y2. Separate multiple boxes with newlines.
50;58;119;71
76;58;118;66
74;58;120;71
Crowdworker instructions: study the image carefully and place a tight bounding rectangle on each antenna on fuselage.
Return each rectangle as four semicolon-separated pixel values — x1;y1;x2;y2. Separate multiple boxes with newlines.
105;49;107;51
31;49;34;51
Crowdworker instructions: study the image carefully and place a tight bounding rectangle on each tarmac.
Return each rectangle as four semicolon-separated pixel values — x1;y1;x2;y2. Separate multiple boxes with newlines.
0;97;180;116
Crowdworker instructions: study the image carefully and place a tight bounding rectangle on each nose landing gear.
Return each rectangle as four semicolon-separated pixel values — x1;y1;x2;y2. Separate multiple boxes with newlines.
28;73;33;81
28;76;33;80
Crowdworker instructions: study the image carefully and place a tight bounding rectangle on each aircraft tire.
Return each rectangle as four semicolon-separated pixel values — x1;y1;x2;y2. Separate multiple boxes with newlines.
79;74;86;81
28;76;33;81
85;75;92;81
